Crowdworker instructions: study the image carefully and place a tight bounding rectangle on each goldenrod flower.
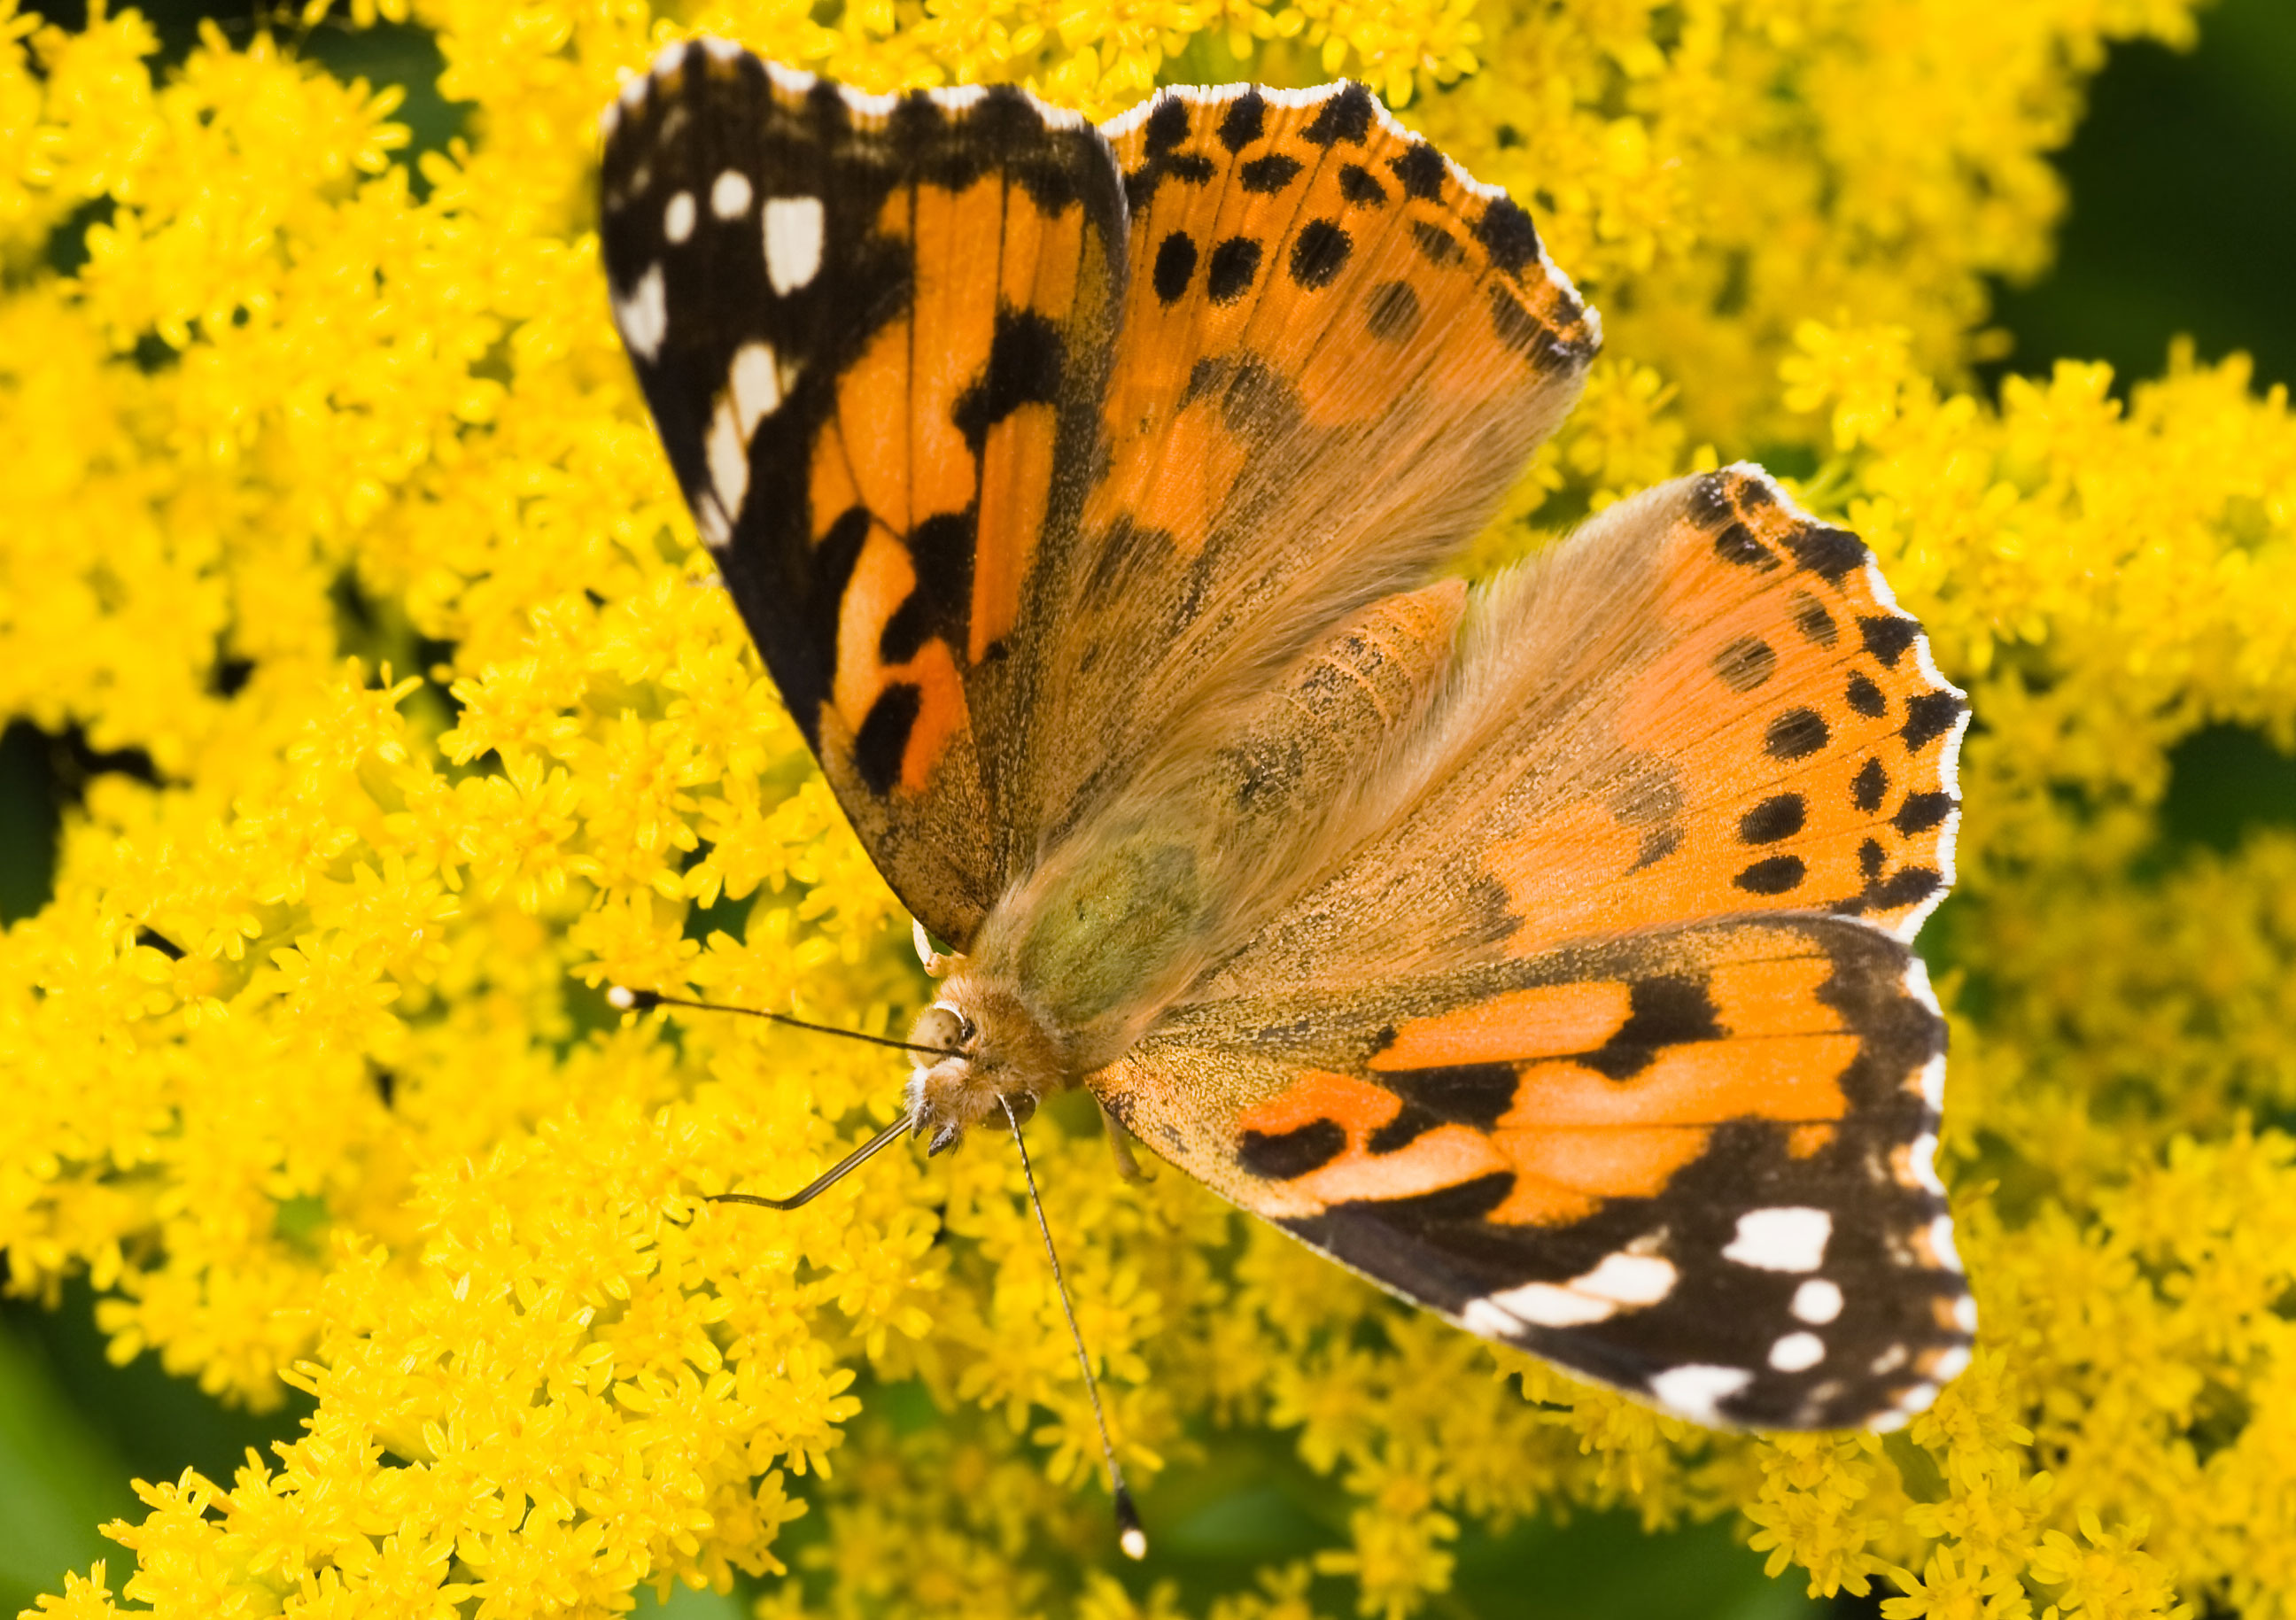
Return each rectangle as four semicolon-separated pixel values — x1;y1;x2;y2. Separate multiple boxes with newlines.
4;0;2292;1616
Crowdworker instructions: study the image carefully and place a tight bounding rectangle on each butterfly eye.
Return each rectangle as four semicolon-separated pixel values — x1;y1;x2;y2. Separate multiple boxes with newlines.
909;1003;973;1054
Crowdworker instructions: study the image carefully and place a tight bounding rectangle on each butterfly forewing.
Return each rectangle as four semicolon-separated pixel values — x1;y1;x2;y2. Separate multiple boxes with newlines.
1020;85;1598;850
600;43;1125;946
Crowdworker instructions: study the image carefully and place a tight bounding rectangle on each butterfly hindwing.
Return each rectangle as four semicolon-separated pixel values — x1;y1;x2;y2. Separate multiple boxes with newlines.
1222;465;1969;993
1095;915;1972;1429
600;43;1125;945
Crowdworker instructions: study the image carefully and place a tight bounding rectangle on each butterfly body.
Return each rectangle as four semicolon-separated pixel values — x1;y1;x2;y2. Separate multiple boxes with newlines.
601;42;1974;1430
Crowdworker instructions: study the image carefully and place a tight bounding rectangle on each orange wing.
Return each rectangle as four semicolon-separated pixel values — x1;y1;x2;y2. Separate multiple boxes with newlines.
1219;465;1968;993
601;44;1124;944
1095;915;1972;1429
1005;81;1600;862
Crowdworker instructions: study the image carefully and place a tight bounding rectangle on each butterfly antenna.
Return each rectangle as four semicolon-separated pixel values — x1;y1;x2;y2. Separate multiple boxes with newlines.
999;1097;1147;1561
608;984;955;1058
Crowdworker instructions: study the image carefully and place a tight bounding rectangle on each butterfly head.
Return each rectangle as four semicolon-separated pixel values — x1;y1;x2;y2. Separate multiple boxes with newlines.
904;975;1074;1153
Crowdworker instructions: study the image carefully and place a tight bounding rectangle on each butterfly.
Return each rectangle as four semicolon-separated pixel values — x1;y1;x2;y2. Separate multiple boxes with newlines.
596;38;1975;1437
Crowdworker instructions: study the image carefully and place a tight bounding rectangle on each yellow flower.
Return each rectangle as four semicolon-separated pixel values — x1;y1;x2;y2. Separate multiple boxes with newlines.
5;0;2293;1616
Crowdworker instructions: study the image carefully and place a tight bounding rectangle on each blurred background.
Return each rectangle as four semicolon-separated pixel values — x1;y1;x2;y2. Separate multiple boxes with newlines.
3;0;2292;1614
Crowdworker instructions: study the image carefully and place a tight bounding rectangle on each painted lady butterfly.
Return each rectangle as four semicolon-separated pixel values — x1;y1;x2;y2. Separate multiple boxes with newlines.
598;40;1975;1437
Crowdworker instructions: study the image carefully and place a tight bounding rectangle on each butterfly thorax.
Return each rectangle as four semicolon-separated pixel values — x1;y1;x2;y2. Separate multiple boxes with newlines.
904;974;1078;1152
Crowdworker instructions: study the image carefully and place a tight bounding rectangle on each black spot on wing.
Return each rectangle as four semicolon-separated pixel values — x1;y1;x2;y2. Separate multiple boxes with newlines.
952;306;1061;450
1338;163;1388;205
1734;855;1807;895
1860;616;1920;667
1785;524;1866;581
1144;95;1190;155
1903;690;1965;751
1240;152;1303;192
854;682;922;794
1686;475;1732;528
1239;1118;1347;1179
1152;231;1198;302
1239;1115;1340;1183
1845;671;1887;717
1712;636;1777;692
1381;1062;1520;1130
1390;141;1445;198
1851;756;1889;813
1713;522;1776;570
874;510;976;666
1791;591;1839;647
1738;794;1806;844
1300;82;1375;144
1410;221;1464;266
1367;1100;1442;1155
1766;708;1830;760
1366;280;1421;342
1206;236;1261;302
1472;198;1540;274
1218;90;1266;151
1893;791;1954;834
1290;220;1351;288
1583;975;1722;1081
1487;285;1555;362
1862;866;1943;911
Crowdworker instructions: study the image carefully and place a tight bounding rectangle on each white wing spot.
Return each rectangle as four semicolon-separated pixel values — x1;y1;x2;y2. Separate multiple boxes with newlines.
1952;1292;1979;1334
764;61;819;97
650;40;691;79
930;83;987;109
1916;1053;1946;1110
1926;1213;1962;1272
1476;1283;1611;1328
1648;1365;1752;1423
728;342;784;438
1576;1252;1677;1306
1769;1331;1826;1373
1791;1278;1844;1324
711;169;754;219
618;72;648;110
663;190;695;244
695;494;732;550
1908;1131;1946;1195
699;35;742;62
1722;1207;1833;1273
611;263;668;361
1470;1251;1677;1330
765;196;826;293
707;398;749;531
1932;1345;1973;1384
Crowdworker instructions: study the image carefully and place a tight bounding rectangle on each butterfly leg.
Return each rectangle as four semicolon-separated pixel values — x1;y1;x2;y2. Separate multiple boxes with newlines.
1099;1099;1155;1183
913;917;961;978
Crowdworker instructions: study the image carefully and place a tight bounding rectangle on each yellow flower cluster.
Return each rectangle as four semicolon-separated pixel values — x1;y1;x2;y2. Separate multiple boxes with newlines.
4;0;2291;1616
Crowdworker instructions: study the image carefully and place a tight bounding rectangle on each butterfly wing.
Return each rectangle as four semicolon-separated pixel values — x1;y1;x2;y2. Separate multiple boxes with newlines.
1097;916;1970;1430
1217;464;1969;992
600;43;1126;945
1093;469;1972;1428
1013;83;1599;849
